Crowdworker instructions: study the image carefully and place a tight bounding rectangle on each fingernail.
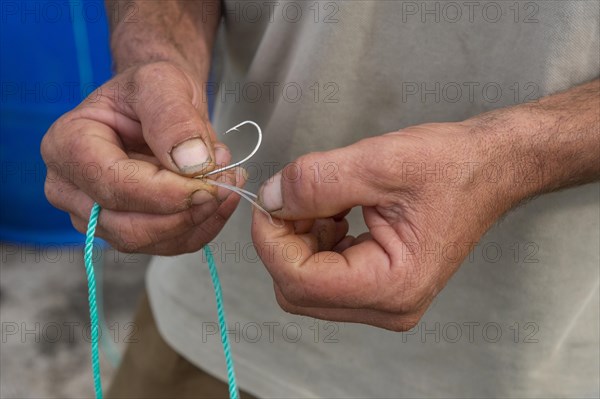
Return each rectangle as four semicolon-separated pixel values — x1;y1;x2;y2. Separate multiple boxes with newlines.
171;138;211;174
259;172;283;212
191;189;212;205
239;167;249;181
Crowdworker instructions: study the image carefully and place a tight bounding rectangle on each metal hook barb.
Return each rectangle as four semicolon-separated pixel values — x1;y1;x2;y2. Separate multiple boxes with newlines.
202;120;263;177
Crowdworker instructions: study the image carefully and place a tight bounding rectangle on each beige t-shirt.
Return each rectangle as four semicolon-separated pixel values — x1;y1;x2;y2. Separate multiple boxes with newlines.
147;1;600;397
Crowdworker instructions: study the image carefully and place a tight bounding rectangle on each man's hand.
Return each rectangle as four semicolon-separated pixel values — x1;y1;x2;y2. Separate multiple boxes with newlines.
252;121;511;331
251;80;599;331
41;1;233;254
41;61;243;255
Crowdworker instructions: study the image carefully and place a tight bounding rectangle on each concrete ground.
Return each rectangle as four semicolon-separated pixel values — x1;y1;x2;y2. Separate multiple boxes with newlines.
0;243;149;398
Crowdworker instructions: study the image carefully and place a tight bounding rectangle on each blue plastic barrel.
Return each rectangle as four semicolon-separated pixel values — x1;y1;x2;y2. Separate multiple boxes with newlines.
0;0;112;244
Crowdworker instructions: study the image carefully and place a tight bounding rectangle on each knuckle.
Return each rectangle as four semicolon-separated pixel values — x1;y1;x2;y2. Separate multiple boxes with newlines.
69;215;86;235
131;62;200;130
118;223;160;250
41;116;73;166
114;230;137;250
132;63;155;84
43;179;59;207
62;131;92;177
40;131;53;161
286;154;320;211
355;138;396;185
182;208;201;229
94;173;140;211
278;283;307;306
274;291;291;311
274;291;302;316
93;185;119;210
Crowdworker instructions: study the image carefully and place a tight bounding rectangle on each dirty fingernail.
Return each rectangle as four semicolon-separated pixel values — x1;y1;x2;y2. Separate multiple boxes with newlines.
239;167;249;181
171;138;211;174
259;172;283;212
191;189;212;205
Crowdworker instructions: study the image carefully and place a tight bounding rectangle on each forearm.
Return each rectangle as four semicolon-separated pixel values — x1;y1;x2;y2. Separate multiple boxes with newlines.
470;79;600;206
106;0;221;80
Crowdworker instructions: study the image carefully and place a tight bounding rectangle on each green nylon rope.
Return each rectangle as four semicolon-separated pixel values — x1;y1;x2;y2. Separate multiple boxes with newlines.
84;202;239;399
83;203;103;399
204;242;240;399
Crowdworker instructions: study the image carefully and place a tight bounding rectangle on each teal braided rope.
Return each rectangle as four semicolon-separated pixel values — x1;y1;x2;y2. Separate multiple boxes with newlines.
203;245;240;399
84;203;103;399
84;203;239;399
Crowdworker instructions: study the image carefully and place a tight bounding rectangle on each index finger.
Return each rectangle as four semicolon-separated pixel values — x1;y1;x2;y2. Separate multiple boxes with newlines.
251;206;392;309
44;117;225;214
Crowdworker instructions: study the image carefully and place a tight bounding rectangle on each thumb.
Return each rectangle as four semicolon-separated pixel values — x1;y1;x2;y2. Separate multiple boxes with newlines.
258;144;381;220
131;63;218;176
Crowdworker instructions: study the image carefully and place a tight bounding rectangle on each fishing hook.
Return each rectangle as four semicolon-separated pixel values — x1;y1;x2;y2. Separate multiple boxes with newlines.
201;120;263;177
195;120;282;227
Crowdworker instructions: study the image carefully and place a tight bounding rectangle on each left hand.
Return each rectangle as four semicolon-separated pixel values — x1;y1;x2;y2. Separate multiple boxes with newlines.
251;116;535;331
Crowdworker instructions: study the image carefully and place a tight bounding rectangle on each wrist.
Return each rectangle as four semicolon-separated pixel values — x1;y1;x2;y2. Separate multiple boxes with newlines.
107;1;221;83
467;80;600;209
462;107;546;212
111;28;209;82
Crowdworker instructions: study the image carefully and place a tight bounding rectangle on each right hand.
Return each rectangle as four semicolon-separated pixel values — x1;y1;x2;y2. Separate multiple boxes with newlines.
41;61;245;255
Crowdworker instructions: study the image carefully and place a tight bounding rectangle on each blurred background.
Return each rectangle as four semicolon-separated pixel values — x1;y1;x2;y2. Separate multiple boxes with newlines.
1;1;149;396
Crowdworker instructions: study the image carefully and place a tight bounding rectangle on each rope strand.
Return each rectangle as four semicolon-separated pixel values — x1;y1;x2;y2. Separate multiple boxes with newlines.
84;203;239;399
84;203;103;399
204;245;240;399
